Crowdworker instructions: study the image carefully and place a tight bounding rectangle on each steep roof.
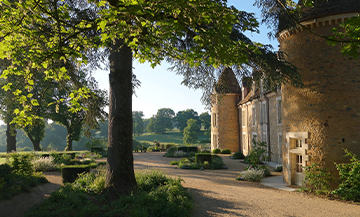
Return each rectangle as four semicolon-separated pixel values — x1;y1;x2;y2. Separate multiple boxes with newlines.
215;68;241;94
298;0;360;22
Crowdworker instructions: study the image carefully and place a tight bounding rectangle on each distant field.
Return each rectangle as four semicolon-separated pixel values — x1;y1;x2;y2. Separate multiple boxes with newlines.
134;130;209;144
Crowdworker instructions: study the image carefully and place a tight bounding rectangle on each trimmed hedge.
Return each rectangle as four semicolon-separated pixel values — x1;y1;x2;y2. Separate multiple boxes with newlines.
177;146;198;153
221;149;231;154
61;165;91;183
195;153;212;164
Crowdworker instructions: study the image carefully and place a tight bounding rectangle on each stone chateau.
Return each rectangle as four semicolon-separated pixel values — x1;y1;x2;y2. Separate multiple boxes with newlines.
211;0;360;186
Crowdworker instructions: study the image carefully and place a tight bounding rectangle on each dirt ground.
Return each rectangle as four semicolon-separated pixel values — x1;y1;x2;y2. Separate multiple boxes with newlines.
1;152;360;217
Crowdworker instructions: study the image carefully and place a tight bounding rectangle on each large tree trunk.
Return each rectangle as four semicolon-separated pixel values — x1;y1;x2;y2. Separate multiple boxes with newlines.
65;129;73;151
6;123;16;152
105;38;137;195
27;135;41;151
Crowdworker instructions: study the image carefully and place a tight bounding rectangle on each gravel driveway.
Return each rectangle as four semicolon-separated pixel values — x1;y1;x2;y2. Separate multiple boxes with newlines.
132;152;360;217
1;152;359;217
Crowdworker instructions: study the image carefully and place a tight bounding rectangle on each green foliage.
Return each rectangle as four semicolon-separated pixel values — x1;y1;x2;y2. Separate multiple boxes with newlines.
195;153;212;164
61;165;91;183
238;168;264;182
85;137;107;151
27;169;193;217
221;149;231;154
10;153;34;176
183;119;199;145
303;163;333;194
175;109;200;134
165;146;178;157
170;161;179;165
133;111;145;136
243;136;269;165
32;156;55;172
274;165;283;172
50;152;72;165
199;112;211;130
199;139;211;143
178;158;201;170
0;162;48;200
332;150;360;201
212;148;221;154
146;108;175;134
210;155;226;169
232;152;245;159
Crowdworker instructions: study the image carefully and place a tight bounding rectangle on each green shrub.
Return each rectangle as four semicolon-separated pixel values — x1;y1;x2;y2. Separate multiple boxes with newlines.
90;146;105;155
170;161;179;165
211;155;226;169
187;146;198;153
212;148;221;154
10;153;35;175
238;168;264;182
32;156;55;172
274;165;283;172
259;165;271;177
50;152;72;165
232;152;245;159
189;151;197;158
178;158;201;169
177;146;187;153
303;163;333;194
164;146;177;157
61;165;91;183
243;136;269;164
332;149;360;201
195;153;212;164
174;150;186;158
221;149;231;154
25;169;193;217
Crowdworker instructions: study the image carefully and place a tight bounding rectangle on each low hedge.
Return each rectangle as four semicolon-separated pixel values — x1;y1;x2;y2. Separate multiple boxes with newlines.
177;146;198;153
195;153;212;164
61;165;91;183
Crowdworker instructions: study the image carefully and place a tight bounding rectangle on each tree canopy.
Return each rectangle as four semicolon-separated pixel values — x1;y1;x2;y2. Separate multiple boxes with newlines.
0;0;302;195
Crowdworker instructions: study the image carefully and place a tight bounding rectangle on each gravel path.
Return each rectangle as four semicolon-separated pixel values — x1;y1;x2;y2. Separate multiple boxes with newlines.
1;152;359;217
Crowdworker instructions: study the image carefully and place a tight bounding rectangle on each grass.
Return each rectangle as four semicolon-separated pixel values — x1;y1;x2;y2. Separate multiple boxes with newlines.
134;130;209;144
0;157;6;165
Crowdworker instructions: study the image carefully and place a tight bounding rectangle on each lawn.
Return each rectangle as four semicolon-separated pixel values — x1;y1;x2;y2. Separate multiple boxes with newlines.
134;130;209;144
0;157;6;165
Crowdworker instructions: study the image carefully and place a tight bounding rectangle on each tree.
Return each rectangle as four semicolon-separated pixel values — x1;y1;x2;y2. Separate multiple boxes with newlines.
145;108;174;134
199;112;211;130
48;71;108;151
132;111;144;136
0;0;301;195
183;119;199;145
175;109;200;134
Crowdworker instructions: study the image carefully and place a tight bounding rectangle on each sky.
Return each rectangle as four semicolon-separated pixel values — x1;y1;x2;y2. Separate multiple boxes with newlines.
0;1;279;125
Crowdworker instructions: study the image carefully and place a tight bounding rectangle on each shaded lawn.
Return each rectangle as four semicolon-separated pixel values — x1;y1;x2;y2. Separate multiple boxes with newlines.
134;131;209;144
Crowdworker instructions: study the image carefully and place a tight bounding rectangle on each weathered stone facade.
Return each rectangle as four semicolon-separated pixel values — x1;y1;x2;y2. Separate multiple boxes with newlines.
211;1;360;187
279;13;360;185
211;94;240;152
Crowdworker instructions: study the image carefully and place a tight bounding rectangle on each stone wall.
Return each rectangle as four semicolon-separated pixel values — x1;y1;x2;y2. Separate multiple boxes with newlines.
211;94;240;152
280;15;360;185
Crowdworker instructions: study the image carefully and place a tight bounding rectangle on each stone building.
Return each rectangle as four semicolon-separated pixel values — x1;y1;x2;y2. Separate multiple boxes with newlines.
211;0;360;186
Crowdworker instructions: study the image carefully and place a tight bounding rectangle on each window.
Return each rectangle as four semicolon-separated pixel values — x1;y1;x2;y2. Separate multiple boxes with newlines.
261;102;266;124
296;155;303;173
252;106;256;126
277;100;282;124
296;139;302;148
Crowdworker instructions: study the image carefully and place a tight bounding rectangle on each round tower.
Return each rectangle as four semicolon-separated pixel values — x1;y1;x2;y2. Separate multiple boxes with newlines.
211;68;241;152
278;0;360;186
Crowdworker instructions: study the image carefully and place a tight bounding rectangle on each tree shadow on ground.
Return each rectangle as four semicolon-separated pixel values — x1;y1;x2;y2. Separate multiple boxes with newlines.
187;187;250;217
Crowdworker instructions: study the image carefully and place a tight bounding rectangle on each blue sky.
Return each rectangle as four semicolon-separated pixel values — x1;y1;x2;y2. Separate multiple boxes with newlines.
93;1;279;119
0;1;278;125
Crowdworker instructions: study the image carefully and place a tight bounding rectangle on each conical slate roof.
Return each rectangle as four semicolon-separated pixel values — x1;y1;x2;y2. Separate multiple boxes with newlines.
298;0;360;21
215;68;241;94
